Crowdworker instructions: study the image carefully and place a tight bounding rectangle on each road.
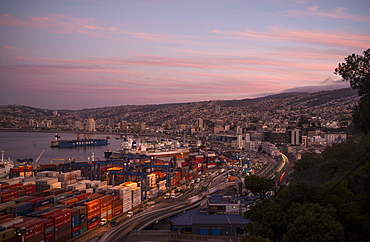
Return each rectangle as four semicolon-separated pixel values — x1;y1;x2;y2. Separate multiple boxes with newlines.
97;171;228;242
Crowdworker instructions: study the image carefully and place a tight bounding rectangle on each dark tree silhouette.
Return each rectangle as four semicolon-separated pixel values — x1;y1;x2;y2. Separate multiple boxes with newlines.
335;48;370;135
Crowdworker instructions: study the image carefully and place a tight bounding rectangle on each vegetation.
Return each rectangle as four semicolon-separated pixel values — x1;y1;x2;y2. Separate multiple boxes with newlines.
243;50;370;241
243;136;370;241
335;48;370;135
244;175;274;200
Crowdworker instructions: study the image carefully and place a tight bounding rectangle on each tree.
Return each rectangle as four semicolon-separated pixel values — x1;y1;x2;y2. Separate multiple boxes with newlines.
283;203;344;242
335;48;370;135
244;175;274;199
244;200;287;241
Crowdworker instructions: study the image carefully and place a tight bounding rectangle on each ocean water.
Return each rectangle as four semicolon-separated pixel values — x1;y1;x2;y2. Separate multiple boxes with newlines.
0;132;124;165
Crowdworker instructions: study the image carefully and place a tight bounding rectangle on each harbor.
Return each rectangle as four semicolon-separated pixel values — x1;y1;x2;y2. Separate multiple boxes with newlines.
0;132;253;242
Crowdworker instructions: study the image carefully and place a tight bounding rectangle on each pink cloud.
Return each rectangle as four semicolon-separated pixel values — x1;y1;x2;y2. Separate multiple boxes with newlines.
0;13;103;35
2;45;22;51
210;27;370;49
284;6;370;22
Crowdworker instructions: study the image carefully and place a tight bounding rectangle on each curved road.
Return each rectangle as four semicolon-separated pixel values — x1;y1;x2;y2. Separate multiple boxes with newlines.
98;171;228;242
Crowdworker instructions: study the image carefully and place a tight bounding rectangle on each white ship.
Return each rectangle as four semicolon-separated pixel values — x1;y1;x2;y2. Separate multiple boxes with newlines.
109;137;189;159
0;150;15;178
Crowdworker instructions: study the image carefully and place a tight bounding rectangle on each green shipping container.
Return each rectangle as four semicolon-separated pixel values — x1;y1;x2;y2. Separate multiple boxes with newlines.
80;226;87;234
0;228;16;241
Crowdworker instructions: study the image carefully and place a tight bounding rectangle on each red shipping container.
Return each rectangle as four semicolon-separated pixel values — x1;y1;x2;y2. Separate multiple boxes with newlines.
45;231;54;240
75;193;90;201
40;208;62;219
24;189;36;195
2;195;18;203
87;210;100;220
43;218;54;228
1;189;18;197
112;209;123;217
72;225;80;233
24;232;44;242
9;183;23;189
101;200;112;207
87;220;100;230
111;195;119;201
54;215;71;228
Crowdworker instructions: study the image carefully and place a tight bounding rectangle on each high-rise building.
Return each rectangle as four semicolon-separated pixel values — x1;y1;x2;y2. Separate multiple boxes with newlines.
196;118;204;128
133;122;140;133
289;129;301;145
105;118;114;128
87;118;95;132
29;119;35;127
120;121;128;132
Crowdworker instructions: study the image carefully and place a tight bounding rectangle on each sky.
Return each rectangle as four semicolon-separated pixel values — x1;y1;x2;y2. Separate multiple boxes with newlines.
0;0;369;110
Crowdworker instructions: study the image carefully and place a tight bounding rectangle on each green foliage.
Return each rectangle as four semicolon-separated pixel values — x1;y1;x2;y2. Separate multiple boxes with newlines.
244;175;274;199
353;95;370;135
335;48;370;135
244;200;287;241
283;203;344;242
243;136;370;241
335;48;370;97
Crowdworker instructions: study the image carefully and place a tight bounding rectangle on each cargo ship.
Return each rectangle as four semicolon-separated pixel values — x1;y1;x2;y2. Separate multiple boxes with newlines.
51;133;109;148
51;139;108;148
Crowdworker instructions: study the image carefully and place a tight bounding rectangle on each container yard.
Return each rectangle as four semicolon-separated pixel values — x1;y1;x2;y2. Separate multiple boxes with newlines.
0;147;233;242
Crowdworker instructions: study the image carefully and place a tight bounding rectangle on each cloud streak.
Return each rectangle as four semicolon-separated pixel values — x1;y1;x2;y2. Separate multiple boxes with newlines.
283;6;370;22
210;28;370;49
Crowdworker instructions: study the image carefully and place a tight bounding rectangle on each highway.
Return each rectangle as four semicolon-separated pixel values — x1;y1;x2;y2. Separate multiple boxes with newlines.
97;171;228;242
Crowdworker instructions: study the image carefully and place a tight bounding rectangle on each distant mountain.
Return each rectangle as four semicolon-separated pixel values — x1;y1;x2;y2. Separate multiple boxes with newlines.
282;82;350;93
222;92;308;107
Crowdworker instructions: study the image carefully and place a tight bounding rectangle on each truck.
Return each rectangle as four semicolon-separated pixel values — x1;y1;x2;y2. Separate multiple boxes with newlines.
127;211;134;218
99;218;108;226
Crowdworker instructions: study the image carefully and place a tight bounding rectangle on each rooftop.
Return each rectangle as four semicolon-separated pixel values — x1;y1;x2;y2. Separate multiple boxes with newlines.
171;209;250;226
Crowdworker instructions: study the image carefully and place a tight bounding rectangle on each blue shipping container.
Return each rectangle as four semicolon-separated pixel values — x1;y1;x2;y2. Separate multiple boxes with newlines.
87;215;100;225
15;208;33;217
80;217;86;224
11;202;33;213
72;216;80;227
34;197;54;208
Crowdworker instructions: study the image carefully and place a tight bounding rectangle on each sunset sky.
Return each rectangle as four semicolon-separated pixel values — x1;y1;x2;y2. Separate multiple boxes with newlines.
0;0;369;110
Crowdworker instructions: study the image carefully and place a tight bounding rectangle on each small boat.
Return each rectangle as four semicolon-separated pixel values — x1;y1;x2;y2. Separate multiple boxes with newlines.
55;134;61;139
106;136;111;139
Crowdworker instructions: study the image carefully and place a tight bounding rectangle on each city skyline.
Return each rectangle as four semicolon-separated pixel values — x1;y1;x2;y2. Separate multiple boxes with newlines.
0;0;369;110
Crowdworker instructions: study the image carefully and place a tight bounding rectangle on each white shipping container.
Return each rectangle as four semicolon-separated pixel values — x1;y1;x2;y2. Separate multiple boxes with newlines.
50;182;62;189
101;211;107;218
0;201;16;210
86;188;94;194
0;217;24;228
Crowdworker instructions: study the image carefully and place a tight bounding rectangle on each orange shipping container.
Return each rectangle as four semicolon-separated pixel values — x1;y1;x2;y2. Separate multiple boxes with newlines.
112;205;122;213
101;206;108;213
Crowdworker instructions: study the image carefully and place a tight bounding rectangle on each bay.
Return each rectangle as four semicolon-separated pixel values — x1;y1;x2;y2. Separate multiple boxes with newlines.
0;132;124;165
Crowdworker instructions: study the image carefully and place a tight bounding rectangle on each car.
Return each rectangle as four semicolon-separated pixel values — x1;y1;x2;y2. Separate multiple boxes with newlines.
99;218;108;226
127;211;134;218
